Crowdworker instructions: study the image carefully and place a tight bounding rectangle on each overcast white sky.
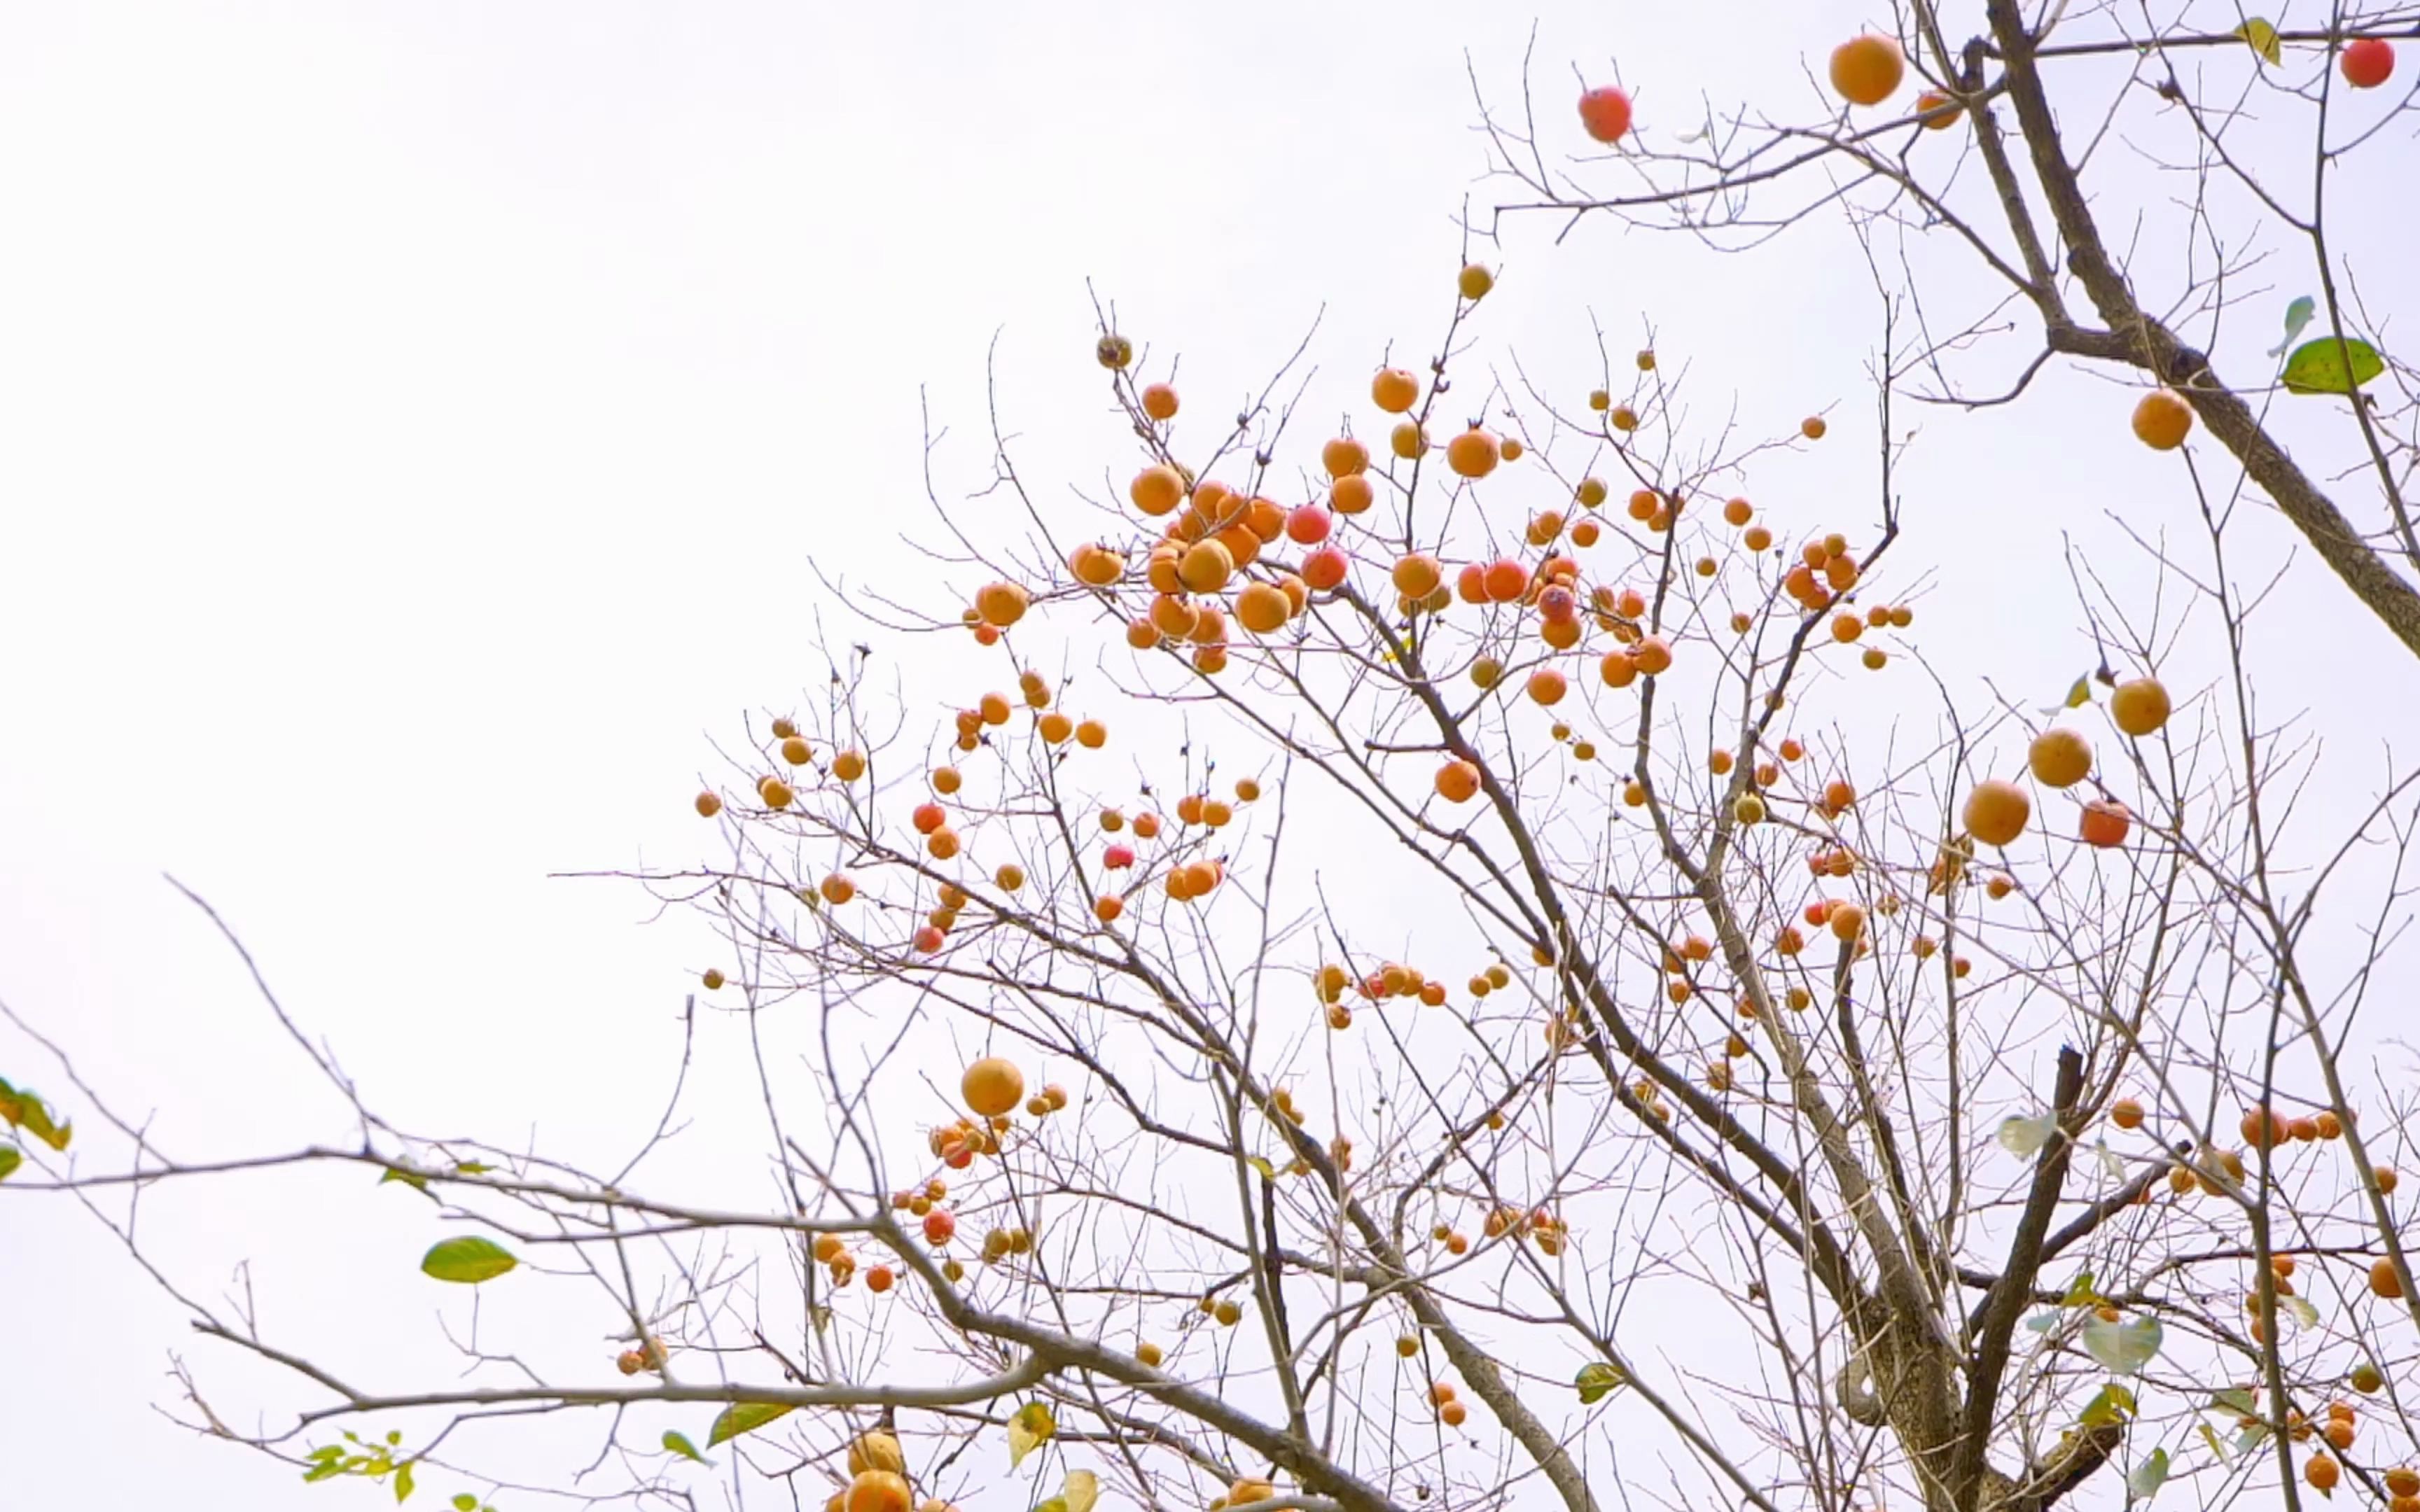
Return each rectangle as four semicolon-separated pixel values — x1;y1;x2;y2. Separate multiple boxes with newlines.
3;3;2414;1507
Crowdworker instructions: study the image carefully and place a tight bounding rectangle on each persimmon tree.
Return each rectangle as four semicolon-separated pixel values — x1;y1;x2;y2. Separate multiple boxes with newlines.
1486;0;2419;657
7;14;2420;1512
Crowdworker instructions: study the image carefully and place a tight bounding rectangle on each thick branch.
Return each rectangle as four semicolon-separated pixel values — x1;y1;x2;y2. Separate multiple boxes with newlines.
1984;0;2420;661
1956;1046;2086;1508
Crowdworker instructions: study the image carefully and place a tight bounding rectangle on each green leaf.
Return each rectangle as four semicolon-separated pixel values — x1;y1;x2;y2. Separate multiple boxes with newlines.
1036;1499;1069;1512
2128;1447;2171;1499
1;1086;71;1152
454;1161;494;1175
2281;336;2385;396
2235;18;2283;64
1246;1156;1276;1180
2080;1382;2138;1427
2025;1309;2061;1334
2058;1270;2100;1306
2269;296;2317;358
419;1237;518;1284
454;1497;479;1512
395;1461;417;1503
2198;1422;2230;1463
2083;1315;2162;1375
707;1402;793;1447
380;1167;432;1195
1062;1469;1100;1512
2236;1422;2272;1454
1008;1401;1057;1468
2283;1294;2319;1329
305;1460;347;1483
1576;1361;1629;1404
0;1144;20;1182
1998;1114;2058;1158
2210;1387;2259;1416
662;1430;708;1464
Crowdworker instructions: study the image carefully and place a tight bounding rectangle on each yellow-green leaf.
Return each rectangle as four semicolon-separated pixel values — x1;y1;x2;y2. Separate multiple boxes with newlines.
2128;1447;2171;1499
2082;1314;2162;1375
0;1145;20;1182
2281;336;2386;396
707;1402;793;1448
1063;1469;1101;1512
2080;1382;2138;1427
1008;1401;1057;1468
1246;1156;1276;1180
0;1082;71;1152
2235;18;2282;64
1576;1361;1628;1404
419;1236;518;1284
663;1430;709;1464
394;1460;417;1503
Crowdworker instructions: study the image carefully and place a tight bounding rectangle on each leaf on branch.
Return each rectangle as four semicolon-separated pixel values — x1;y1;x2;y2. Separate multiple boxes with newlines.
2283;1294;2319;1329
2199;1421;2230;1463
1246;1156;1276;1180
2234;18;2283;64
0;1079;71;1152
419;1237;518;1284
1576;1361;1628;1404
2025;1309;2061;1334
1062;1468;1100;1512
2269;296;2316;358
662;1430;709;1464
452;1496;480;1512
454;1161;494;1175
2094;1141;2124;1182
395;1460;417;1503
2209;1386;2258;1416
2080;1382;2137;1427
2281;336;2385;396
1008;1401;1057;1467
2128;1446;2171;1499
1997;1113;2058;1157
2236;1421;2272;1455
380;1167;433;1196
2058;1269;2100;1305
2082;1314;2162;1375
0;1144;20;1182
707;1402;794;1448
